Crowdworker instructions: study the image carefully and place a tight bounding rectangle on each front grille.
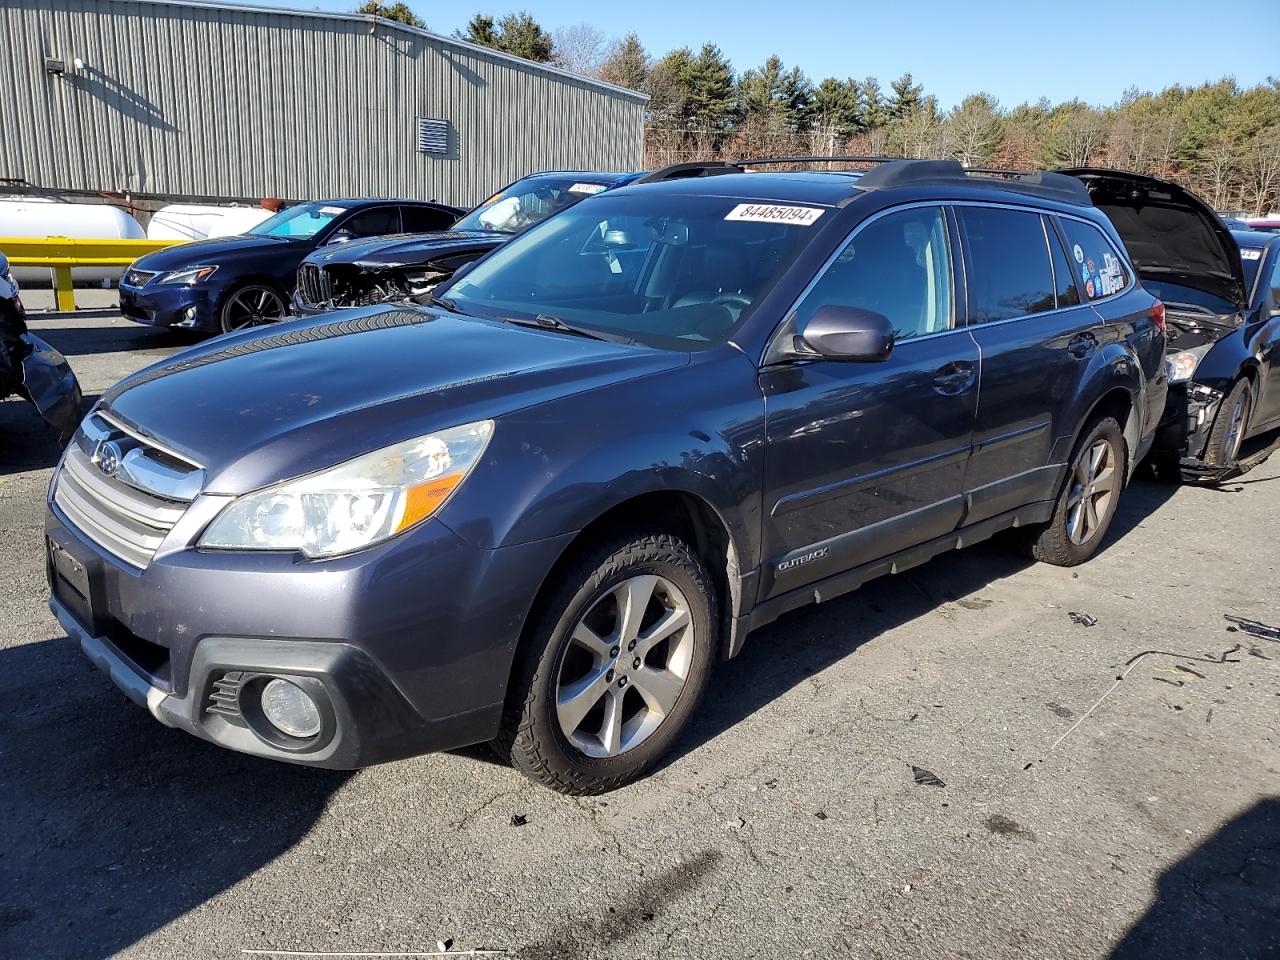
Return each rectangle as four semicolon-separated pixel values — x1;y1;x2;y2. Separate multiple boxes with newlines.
297;263;331;307
53;412;203;569
124;269;158;287
207;671;247;720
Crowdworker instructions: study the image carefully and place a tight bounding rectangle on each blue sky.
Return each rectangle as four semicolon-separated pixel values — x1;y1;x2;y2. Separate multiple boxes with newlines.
253;0;1277;108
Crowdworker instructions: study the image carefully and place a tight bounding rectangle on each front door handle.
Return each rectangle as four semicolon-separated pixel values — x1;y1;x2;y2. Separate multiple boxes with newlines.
1068;333;1097;358
933;361;976;395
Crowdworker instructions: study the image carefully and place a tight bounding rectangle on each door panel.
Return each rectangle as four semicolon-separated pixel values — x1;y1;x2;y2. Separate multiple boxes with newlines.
957;207;1107;523
759;205;978;599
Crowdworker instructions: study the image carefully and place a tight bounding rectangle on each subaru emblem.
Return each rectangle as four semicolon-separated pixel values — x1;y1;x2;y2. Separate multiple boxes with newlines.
93;440;124;478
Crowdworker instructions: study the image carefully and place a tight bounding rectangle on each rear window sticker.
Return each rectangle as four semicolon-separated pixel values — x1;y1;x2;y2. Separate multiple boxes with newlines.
725;204;825;226
569;183;607;195
1073;243;1085;264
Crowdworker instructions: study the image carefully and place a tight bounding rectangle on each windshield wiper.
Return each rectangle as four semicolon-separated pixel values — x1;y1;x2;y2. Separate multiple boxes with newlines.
427;293;463;314
503;313;608;341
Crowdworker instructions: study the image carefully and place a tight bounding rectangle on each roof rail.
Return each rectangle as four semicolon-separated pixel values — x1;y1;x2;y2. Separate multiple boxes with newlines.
635;156;896;183
855;159;1091;205
633;161;744;183
733;155;897;168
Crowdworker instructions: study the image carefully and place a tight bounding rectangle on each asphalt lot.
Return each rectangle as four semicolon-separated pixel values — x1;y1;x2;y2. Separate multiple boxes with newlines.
2;307;1278;960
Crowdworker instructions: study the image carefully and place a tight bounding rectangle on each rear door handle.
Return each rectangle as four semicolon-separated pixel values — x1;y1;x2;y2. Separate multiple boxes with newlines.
1068;333;1097;358
933;361;976;395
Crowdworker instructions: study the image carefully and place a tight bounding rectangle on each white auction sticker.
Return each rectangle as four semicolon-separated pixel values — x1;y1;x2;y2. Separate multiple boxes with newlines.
725;203;825;226
568;182;607;195
1241;248;1262;260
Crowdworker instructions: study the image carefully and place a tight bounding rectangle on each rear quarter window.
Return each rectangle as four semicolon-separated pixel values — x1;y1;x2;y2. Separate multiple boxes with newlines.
1058;218;1130;300
956;206;1056;323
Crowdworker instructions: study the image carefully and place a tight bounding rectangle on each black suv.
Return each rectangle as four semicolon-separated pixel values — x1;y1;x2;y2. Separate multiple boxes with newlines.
46;160;1167;794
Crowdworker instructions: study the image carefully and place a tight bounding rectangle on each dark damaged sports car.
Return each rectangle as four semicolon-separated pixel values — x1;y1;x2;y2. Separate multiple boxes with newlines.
292;170;646;314
1065;169;1280;481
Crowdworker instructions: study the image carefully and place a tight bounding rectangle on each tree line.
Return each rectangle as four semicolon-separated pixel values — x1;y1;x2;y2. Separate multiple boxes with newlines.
354;4;1280;215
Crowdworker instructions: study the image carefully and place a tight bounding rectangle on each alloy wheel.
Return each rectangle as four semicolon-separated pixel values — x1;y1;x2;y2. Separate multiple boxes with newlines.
224;286;286;330
1066;438;1117;545
1224;391;1250;461
554;574;694;759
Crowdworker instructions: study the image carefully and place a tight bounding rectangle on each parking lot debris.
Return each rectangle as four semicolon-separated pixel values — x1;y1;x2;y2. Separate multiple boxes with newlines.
437;939;454;953
1249;647;1272;660
509;814;528;827
1174;664;1207;679
911;766;946;788
1068;611;1099;627
815;810;829;820
1152;677;1184;687
1224;614;1280;642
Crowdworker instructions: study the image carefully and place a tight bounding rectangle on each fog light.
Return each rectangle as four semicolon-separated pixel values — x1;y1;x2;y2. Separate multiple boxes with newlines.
260;679;322;738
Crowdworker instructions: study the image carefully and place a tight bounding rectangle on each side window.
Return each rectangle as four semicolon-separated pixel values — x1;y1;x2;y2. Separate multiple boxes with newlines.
957;206;1055;323
1059;218;1130;300
343;207;401;238
793;206;953;342
1046;218;1082;308
402;205;457;233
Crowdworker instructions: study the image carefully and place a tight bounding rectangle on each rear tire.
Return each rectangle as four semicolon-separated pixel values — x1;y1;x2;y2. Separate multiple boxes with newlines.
495;531;717;795
1026;416;1126;567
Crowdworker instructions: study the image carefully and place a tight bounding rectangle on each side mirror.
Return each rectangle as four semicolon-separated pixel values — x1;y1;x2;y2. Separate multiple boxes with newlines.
326;230;355;245
796;305;895;361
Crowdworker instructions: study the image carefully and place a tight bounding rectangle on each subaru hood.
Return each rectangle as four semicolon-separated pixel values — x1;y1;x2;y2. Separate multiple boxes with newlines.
100;306;686;494
1061;168;1247;309
304;231;502;269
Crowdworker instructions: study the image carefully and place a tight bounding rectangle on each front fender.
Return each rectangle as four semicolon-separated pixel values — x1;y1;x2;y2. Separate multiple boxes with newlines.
439;350;767;570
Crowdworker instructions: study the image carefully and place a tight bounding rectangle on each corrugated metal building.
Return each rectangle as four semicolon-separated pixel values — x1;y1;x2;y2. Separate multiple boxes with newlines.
0;0;647;207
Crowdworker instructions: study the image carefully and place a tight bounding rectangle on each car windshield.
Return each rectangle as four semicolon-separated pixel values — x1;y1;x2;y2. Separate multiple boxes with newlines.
444;193;826;349
247;202;348;239
452;176;616;235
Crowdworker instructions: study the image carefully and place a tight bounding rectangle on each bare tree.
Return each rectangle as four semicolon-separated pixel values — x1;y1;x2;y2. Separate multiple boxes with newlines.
1199;136;1241;209
1242;124;1280;215
947;93;1002;165
1045;107;1108;167
552;22;609;78
896;108;947;159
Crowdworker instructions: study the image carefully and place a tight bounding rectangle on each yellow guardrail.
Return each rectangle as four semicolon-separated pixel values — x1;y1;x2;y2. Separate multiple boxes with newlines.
0;236;184;311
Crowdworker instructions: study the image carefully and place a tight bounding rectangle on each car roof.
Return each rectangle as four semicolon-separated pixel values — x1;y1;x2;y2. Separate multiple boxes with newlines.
1231;228;1280;248
520;170;636;184
298;198;444;208
610;160;1094;210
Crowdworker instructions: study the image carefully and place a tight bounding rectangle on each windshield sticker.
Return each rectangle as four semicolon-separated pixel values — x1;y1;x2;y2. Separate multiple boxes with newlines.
319;206;345;216
725;203;825;226
569;183;607;195
1241;248;1262;260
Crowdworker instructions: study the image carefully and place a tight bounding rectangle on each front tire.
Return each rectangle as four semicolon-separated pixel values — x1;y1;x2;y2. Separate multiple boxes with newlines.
1202;377;1253;472
496;531;717;795
218;283;288;334
1027;416;1126;567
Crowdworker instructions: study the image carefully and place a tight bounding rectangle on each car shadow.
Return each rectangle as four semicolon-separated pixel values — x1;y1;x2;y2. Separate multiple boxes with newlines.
668;475;1180;767
32;324;201;358
1108;797;1280;959
0;634;350;959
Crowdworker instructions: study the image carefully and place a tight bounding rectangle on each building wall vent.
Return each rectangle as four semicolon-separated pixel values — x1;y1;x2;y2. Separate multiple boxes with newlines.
416;117;449;154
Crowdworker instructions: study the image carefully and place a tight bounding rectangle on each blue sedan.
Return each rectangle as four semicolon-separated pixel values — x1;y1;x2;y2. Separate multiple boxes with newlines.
119;198;461;335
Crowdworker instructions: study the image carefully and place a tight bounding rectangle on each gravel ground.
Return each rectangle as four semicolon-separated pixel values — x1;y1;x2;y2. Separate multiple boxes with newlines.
2;310;1277;960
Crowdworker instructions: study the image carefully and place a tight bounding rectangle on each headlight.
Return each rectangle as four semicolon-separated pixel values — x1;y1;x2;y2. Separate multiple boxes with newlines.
1164;348;1209;383
199;420;493;557
158;265;219;285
